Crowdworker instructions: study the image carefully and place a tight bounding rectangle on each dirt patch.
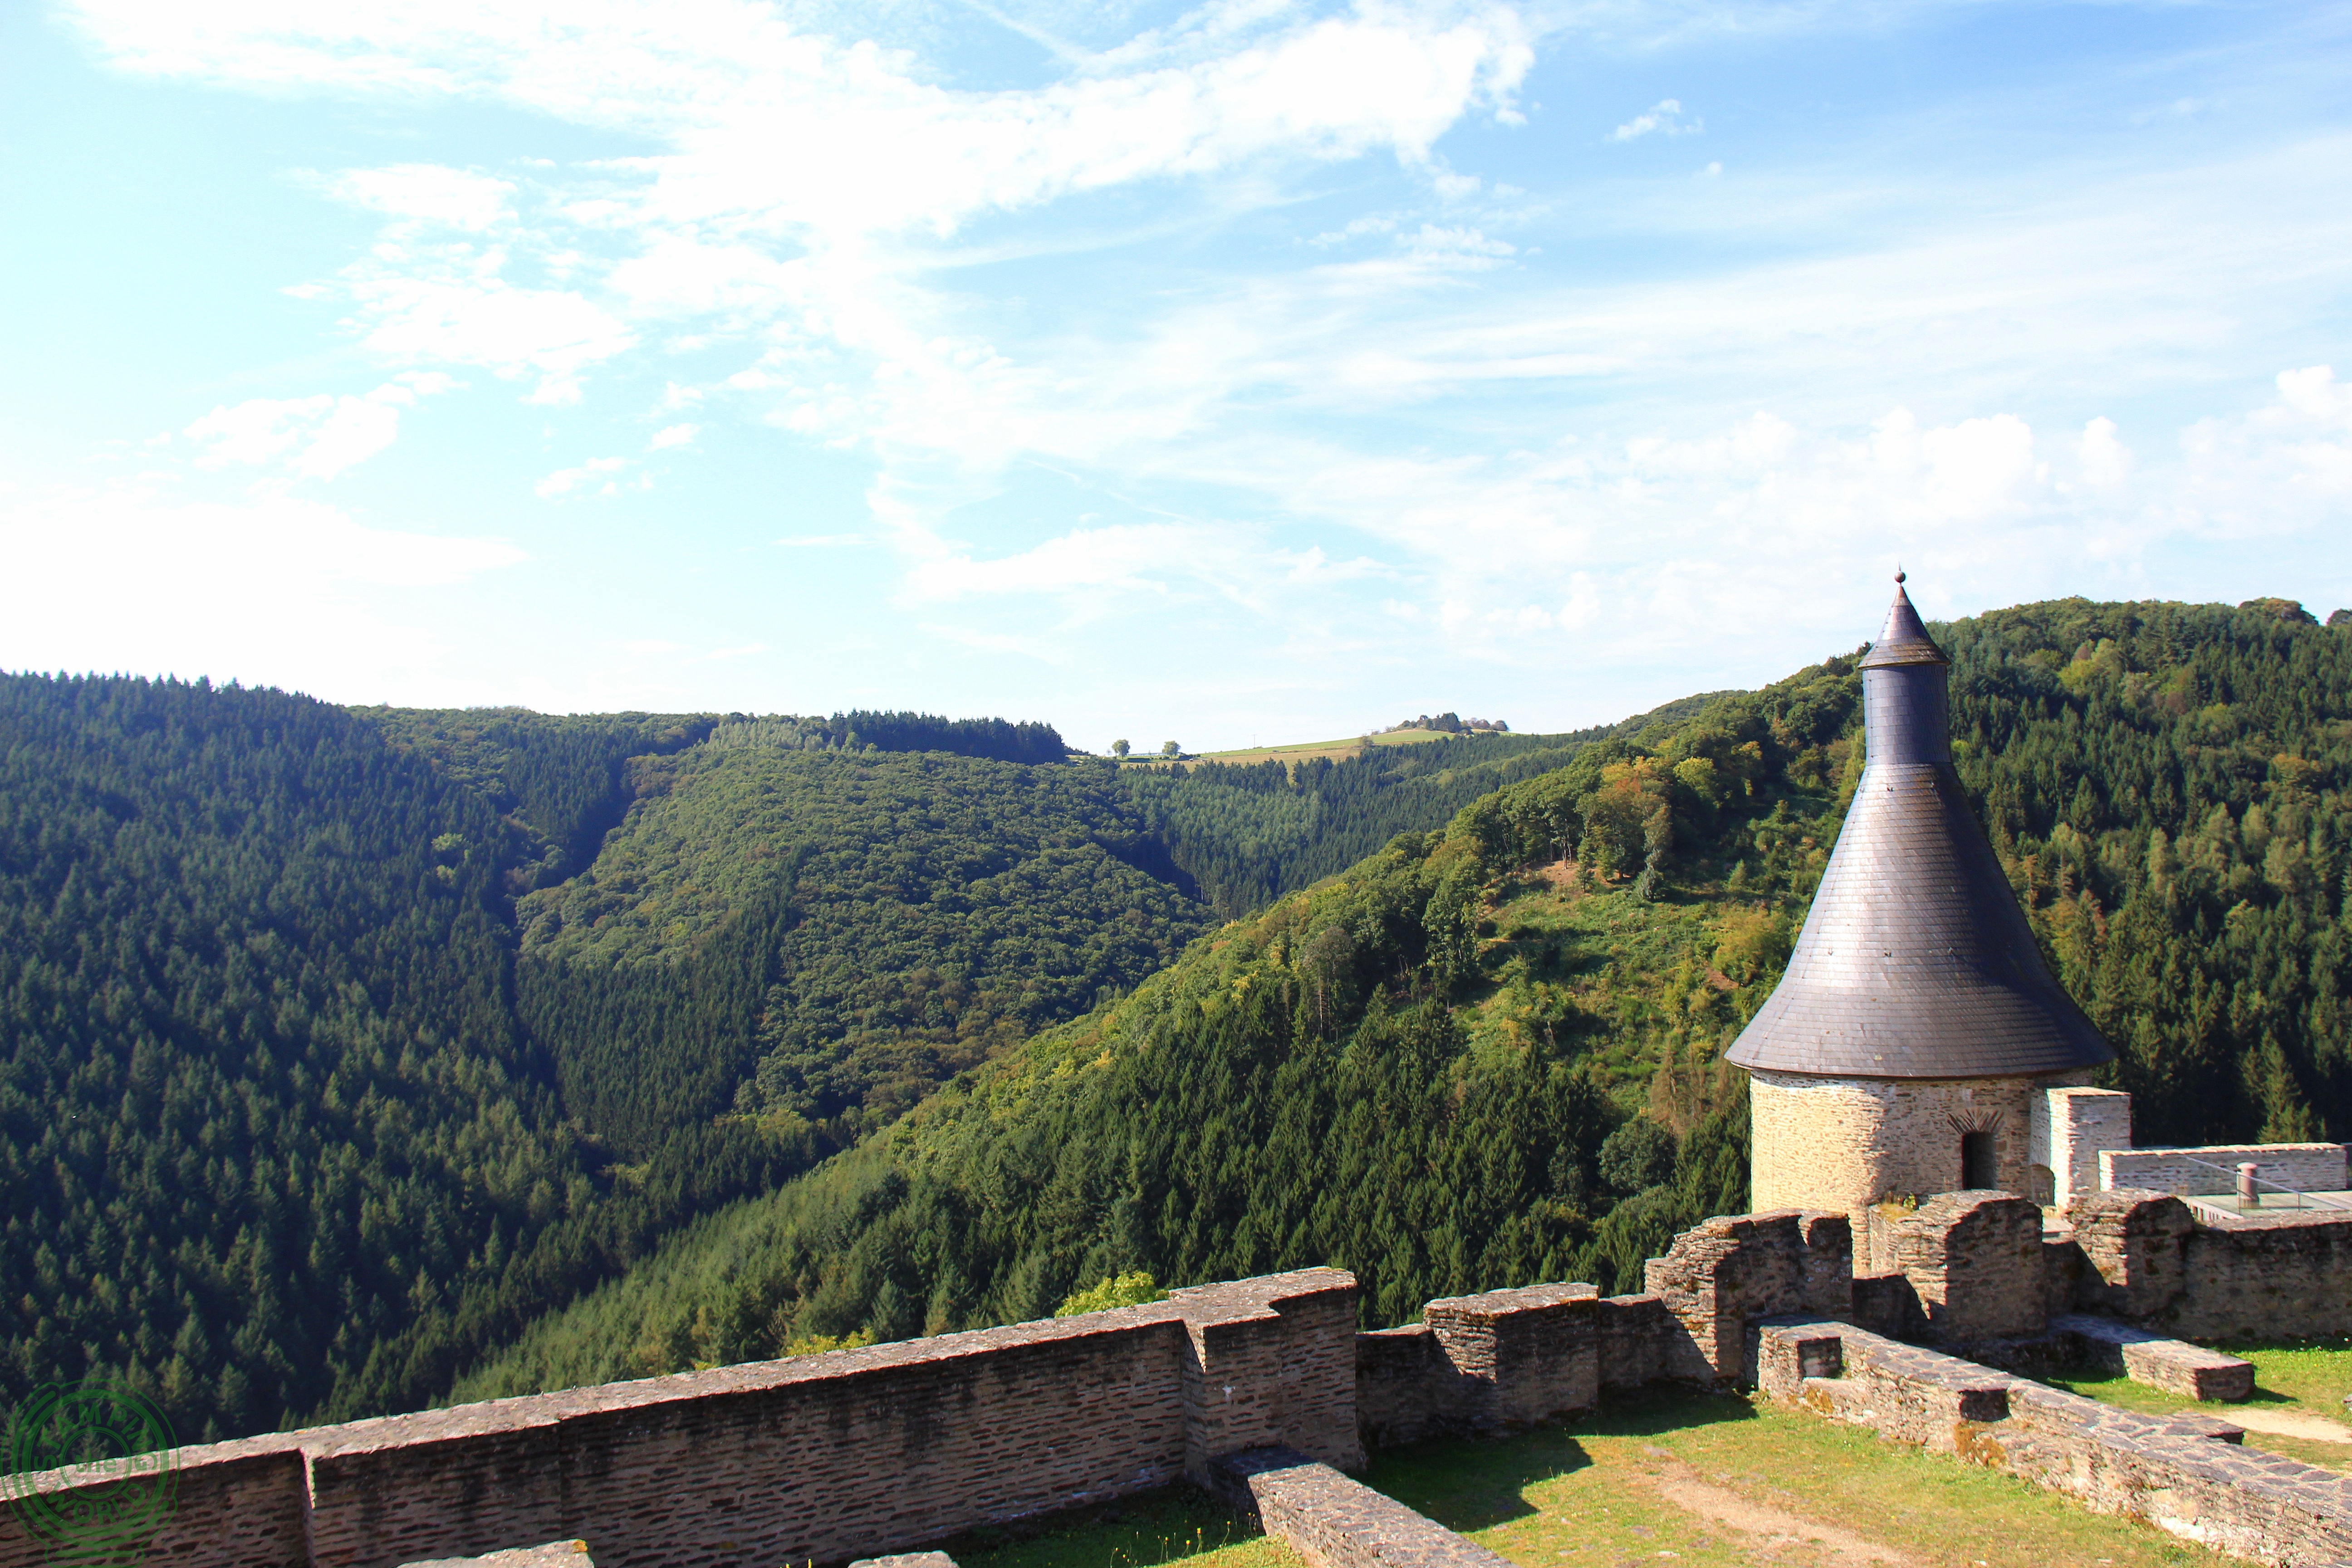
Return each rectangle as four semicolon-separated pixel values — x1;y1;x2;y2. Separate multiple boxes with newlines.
1643;1454;1921;1566
2229;1407;2352;1443
1532;859;1582;890
1701;967;1736;992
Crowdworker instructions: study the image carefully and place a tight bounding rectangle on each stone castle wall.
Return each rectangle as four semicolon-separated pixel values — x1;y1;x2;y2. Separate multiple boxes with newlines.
1748;1069;2091;1218
2032;1086;2133;1205
2073;1190;2352;1340
2099;1143;2349;1200
10;1200;2352;1568
1754;1316;2352;1563
0;1271;1358;1568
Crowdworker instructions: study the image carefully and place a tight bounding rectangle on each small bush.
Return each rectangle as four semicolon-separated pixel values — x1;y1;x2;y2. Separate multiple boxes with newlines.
1055;1270;1167;1317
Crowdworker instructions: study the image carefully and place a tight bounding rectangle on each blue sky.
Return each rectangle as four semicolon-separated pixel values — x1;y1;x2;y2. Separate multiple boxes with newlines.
2;0;2347;751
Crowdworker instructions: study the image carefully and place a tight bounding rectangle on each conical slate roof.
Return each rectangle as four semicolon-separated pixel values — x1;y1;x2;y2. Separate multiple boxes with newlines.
1725;577;2114;1079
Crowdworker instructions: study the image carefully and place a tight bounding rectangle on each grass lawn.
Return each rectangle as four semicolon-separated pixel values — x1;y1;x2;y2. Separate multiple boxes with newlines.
1366;1386;2228;1568
947;1385;2232;1568
940;1482;1300;1568
2047;1338;2352;1474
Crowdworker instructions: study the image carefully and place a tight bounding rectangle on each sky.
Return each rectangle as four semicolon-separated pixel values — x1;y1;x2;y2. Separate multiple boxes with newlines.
2;0;2347;751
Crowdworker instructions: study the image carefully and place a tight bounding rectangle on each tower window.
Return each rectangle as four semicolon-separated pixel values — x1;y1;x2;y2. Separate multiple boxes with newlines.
1961;1130;1997;1190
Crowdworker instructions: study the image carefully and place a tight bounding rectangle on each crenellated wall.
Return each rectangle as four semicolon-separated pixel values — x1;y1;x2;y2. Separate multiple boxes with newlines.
10;1198;2352;1568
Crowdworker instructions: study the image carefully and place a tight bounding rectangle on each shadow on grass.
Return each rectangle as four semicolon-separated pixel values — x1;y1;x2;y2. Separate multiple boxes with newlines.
937;1482;1271;1568
1362;1385;1759;1534
2044;1368;2295;1407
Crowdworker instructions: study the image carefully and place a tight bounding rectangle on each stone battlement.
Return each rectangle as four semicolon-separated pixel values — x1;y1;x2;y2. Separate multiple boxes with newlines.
9;1200;2352;1568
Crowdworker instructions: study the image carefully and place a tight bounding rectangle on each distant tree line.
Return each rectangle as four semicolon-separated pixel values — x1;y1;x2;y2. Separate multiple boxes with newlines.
1383;712;1509;733
705;711;1066;765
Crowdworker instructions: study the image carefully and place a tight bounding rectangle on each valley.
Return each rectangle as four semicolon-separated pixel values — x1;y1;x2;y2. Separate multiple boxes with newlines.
2;596;2347;1446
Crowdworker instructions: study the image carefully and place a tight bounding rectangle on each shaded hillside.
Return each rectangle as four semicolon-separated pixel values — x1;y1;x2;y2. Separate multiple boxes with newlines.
0;688;1168;1446
0;675;605;1441
458;598;2352;1398
511;744;1212;1153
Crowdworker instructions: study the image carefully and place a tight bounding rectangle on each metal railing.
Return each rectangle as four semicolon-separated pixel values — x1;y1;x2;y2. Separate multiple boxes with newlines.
2170;1152;2352;1215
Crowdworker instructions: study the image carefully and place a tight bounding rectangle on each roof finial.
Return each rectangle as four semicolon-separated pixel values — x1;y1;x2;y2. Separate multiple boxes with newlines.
1895;565;1906;585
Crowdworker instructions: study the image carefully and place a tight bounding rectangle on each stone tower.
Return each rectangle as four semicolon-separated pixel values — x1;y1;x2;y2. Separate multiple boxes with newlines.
1725;576;2113;1219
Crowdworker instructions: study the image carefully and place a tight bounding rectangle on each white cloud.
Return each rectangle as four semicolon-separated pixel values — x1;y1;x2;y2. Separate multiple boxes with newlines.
1611;98;1699;141
329;165;514;230
0;486;526;696
183;373;454;479
536;456;633;498
343;269;637;404
64;0;1531;424
648;422;699;450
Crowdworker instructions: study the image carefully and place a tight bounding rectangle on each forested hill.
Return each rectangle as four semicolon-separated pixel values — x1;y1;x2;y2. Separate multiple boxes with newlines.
1124;694;1735;916
0;684;1163;1447
460;597;2352;1399
509;745;1211;1154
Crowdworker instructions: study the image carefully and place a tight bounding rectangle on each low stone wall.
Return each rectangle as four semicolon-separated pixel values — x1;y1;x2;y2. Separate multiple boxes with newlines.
1644;1210;1853;1382
16;1194;2345;1568
2073;1190;2352;1340
0;1439;309;1568
1755;1316;2352;1563
1215;1448;1510;1568
2101;1144;2349;1199
0;1270;1357;1568
2049;1314;2254;1402
1354;1287;1687;1447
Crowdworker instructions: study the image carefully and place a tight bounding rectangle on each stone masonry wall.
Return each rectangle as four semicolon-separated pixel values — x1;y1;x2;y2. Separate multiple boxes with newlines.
1644;1210;1852;1383
1756;1316;2352;1564
1749;1070;2089;1219
0;1270;1356;1568
1885;1191;2046;1345
2074;1189;2352;1340
0;1440;309;1568
2033;1087;2133;1207
1352;1286;1688;1448
2100;1144;2349;1200
14;1201;2350;1568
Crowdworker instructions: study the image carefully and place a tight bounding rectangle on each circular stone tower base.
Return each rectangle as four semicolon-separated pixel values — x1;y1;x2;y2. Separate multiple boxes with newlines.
1747;1067;2094;1218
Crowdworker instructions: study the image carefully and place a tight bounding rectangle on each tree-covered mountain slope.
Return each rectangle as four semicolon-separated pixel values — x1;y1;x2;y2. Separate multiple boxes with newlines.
0;689;1164;1446
0;675;611;1441
1122;695;1734;917
456;597;2352;1401
510;740;1213;1153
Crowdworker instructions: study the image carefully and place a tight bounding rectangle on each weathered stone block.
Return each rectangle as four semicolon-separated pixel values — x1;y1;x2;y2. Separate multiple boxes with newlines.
1173;1269;1363;1482
2034;1086;2132;1208
2052;1314;2254;1402
1889;1191;2046;1344
1422;1283;1598;1432
2071;1188;2193;1319
1215;1447;1512;1568
1645;1210;1853;1383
